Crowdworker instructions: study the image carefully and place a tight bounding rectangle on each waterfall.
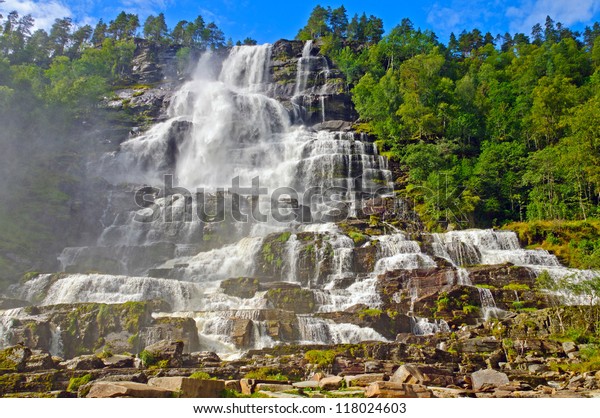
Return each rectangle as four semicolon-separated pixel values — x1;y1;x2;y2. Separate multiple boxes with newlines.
49;325;64;358
9;42;595;361
297;316;386;344
294;40;313;95
15;274;203;311
411;317;450;336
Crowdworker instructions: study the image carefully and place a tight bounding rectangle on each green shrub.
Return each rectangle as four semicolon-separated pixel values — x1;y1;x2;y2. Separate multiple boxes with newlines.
67;374;92;392
138;350;156;367
190;371;212;380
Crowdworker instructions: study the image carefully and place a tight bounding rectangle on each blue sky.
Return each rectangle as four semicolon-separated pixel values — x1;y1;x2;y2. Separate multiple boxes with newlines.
2;0;600;43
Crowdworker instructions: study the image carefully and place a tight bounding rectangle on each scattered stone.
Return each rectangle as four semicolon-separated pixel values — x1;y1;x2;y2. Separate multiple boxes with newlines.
471;369;510;391
364;360;384;373
24;350;55;372
60;355;105;370
240;378;253;395
365;382;433;398
225;380;241;392
319;376;343;390
429;387;472;398
257;390;303;398
293;380;320;389
148;377;224;398
255;383;294;392
562;342;577;354
102;355;135;369
98;373;147;384
345;373;386;387
86;381;173;398
0;344;31;372
391;363;455;386
142;340;184;368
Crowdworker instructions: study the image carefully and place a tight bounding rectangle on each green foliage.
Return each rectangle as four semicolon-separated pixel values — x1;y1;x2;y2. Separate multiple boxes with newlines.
138;350;157;367
244;367;289;381
358;308;383;320
67;374;92;392
304;350;337;368
189;371;212;380
503;283;531;291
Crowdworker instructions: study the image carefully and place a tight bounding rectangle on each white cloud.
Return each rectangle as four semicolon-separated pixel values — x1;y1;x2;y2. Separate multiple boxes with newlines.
0;0;73;30
507;0;600;33
118;0;170;15
426;0;507;38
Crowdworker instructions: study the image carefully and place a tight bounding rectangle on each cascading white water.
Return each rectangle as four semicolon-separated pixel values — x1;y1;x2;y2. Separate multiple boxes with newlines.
294;40;313;96
49;325;64;357
411;317;451;336
15;274;203;311
297;316;386;344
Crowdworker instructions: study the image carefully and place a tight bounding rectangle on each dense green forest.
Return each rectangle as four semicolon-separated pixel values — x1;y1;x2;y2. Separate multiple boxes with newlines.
296;6;600;228
0;5;599;283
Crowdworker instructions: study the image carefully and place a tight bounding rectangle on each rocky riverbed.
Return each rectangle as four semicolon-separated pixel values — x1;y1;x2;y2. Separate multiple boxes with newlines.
2;304;600;398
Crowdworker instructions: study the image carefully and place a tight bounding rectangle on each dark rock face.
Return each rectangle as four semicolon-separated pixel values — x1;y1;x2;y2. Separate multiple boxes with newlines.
139;317;201;353
143;339;184;368
60;355;105;370
220;277;260;299
0;344;32;372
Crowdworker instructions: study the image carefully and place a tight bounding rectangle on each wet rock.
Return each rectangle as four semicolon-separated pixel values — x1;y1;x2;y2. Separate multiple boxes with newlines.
471;369;510;391
0;344;32;372
86;381;173;398
184;351;221;367
24;350;55;372
0;297;30;310
265;288;317;314
312;120;353;132
220;277;260;299
149;377;225;398
140;317;200;353
142;340;184;368
231;318;253;348
60;355;105;370
365;382;433;398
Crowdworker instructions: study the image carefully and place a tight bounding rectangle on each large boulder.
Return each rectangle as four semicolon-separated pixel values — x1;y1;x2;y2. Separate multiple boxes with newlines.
85;381;173;398
24;349;56;372
139;317;200;352
365;382;433;398
471;369;510;391
319;376;343;390
0;344;32;372
148;377;224;398
391;363;455;386
141;340;184;368
220;277;260;299
60;355;105;370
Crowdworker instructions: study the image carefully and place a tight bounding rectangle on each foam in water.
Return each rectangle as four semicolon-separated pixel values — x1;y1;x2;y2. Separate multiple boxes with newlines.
15;274;203;311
